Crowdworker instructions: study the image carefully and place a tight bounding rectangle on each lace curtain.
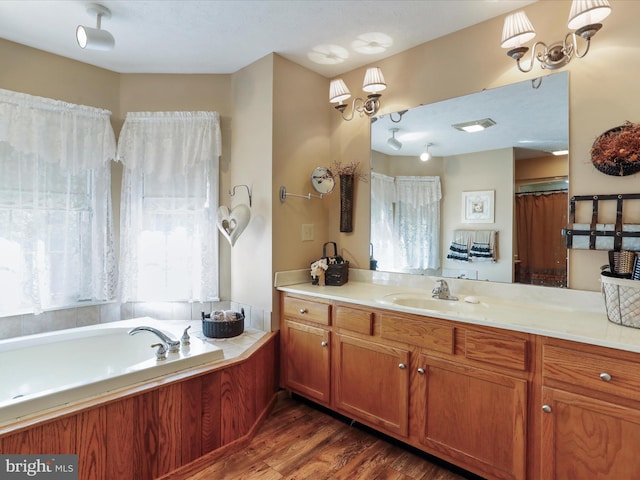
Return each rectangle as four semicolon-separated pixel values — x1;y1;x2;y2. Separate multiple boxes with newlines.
0;88;116;314
117;111;221;302
396;176;441;271
371;172;397;271
370;174;442;273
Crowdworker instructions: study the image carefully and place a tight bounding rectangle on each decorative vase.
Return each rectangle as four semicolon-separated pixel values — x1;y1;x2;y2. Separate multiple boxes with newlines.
339;174;355;233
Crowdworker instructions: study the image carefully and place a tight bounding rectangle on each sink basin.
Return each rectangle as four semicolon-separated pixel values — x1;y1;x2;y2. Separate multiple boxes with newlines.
378;293;488;312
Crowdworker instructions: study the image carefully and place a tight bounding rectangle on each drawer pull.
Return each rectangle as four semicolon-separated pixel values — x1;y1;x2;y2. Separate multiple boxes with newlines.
600;372;612;382
321;341;328;347
417;368;425;375
542;405;552;413
398;363;407;369
299;308;308;314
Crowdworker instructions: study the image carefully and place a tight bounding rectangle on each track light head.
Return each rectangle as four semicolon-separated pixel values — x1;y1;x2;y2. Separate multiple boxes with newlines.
77;3;115;51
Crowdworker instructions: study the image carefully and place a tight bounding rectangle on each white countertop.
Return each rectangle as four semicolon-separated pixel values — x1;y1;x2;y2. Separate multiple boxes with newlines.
275;269;640;355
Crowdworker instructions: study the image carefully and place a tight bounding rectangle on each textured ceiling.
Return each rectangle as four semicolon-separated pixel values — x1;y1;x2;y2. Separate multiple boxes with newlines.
0;0;536;76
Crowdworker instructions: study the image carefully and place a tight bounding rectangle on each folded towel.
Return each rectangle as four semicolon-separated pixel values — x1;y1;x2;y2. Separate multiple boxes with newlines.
469;242;493;261
447;241;469;262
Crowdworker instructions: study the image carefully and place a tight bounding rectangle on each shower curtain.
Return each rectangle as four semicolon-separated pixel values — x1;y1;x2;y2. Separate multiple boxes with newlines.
515;191;568;287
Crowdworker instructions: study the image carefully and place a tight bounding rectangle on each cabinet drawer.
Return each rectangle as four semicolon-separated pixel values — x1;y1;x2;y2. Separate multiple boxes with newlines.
283;296;331;325
543;344;640;400
465;330;528;371
334;305;373;335
380;314;454;354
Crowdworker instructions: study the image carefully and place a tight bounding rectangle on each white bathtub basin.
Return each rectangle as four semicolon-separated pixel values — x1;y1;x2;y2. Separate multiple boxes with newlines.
0;318;224;426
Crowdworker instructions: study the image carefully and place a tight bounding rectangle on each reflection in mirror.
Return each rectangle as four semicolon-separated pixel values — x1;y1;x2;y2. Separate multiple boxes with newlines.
370;71;569;287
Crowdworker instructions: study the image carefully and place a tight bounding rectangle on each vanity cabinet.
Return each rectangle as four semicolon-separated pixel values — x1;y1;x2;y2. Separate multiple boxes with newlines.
280;292;532;480
415;355;527;480
333;333;410;436
281;295;331;405
540;338;640;479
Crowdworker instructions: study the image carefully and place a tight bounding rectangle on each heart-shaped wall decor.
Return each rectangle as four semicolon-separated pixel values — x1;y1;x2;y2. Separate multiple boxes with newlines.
216;204;251;246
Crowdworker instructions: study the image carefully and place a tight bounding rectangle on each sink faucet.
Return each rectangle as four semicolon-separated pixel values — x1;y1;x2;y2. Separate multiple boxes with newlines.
432;280;458;301
129;326;181;352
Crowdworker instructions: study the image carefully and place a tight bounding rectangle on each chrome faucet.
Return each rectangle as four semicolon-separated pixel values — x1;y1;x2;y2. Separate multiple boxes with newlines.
432;279;458;301
129;326;181;352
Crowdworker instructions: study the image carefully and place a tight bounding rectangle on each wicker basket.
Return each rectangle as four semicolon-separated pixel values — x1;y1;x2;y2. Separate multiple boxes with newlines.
601;272;640;328
322;241;349;286
591;123;640;177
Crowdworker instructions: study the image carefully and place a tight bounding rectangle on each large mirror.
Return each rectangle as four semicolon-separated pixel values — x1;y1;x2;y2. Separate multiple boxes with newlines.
370;71;569;288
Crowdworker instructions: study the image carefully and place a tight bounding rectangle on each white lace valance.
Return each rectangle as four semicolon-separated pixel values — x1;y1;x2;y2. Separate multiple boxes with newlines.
0;88;116;173
116;111;221;180
395;176;442;206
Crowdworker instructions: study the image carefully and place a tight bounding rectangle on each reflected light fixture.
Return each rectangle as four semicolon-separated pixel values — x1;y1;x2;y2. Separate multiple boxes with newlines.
452;118;496;133
420;143;433;162
329;67;386;121
77;3;115;51
387;128;402;151
501;0;611;72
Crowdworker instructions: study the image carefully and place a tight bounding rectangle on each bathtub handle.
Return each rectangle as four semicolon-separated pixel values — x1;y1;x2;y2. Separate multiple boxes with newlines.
181;326;191;346
151;343;168;360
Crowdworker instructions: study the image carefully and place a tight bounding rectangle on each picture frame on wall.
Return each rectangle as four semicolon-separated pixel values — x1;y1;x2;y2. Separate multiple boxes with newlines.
462;190;494;223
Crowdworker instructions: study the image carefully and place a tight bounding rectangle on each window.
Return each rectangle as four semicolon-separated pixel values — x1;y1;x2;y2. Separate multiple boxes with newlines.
0;89;116;314
117;111;221;302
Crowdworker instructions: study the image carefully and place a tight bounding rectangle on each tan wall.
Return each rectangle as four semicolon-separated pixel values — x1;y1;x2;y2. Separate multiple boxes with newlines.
442;148;514;283
229;55;274;313
331;0;640;291
516;155;568;182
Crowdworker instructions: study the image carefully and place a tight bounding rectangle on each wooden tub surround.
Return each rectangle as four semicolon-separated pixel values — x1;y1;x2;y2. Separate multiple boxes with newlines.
0;332;278;480
279;289;640;480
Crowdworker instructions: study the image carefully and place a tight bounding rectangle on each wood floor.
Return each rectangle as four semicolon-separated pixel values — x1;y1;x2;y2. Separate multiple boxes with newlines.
183;395;483;480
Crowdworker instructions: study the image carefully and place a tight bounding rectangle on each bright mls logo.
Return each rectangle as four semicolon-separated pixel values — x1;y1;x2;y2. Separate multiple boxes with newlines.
0;455;77;479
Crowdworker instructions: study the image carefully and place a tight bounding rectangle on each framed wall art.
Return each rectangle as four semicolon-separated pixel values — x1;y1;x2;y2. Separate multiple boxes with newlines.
462;190;494;223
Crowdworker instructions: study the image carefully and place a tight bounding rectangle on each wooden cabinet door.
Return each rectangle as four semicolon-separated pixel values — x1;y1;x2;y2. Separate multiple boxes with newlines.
416;355;527;480
283;320;331;404
334;334;409;436
541;387;640;480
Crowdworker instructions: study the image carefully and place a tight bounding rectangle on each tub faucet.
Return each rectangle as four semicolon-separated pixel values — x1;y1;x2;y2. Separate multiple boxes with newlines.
128;326;181;352
432;279;458;301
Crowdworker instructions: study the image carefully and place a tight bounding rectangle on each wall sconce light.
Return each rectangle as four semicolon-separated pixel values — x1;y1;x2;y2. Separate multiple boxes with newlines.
420;143;433;162
77;3;115;51
501;0;611;72
329;67;386;121
387;128;402;151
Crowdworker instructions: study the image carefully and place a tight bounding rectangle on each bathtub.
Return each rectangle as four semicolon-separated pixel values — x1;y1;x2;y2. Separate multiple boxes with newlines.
0;318;224;427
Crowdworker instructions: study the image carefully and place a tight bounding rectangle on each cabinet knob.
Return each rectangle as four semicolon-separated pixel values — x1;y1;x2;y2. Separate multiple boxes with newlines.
542;404;552;413
299;308;307;314
600;372;612;382
417;368;425;375
321;341;328;347
398;363;407;369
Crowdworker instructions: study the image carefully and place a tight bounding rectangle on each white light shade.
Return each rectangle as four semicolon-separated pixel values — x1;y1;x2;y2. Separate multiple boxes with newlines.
420;151;432;162
501;11;536;49
567;0;611;30
76;25;115;50
362;67;387;94
329;78;351;104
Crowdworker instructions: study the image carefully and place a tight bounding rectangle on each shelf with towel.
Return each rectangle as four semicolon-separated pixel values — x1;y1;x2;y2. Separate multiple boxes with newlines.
447;229;498;263
563;194;640;250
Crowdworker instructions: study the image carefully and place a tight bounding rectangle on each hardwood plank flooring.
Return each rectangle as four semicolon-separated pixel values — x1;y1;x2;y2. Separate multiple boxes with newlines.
184;395;483;480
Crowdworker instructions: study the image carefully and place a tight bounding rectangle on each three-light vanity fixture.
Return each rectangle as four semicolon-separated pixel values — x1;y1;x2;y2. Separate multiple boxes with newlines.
329;67;386;121
76;3;115;51
501;0;611;72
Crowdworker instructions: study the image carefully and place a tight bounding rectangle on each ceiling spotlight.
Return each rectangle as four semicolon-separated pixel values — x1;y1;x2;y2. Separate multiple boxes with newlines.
387;128;402;151
420;143;433;162
452;118;496;133
77;3;115;51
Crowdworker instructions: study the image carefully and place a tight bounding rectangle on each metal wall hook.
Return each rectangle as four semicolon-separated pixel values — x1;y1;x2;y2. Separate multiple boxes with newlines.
229;184;252;207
